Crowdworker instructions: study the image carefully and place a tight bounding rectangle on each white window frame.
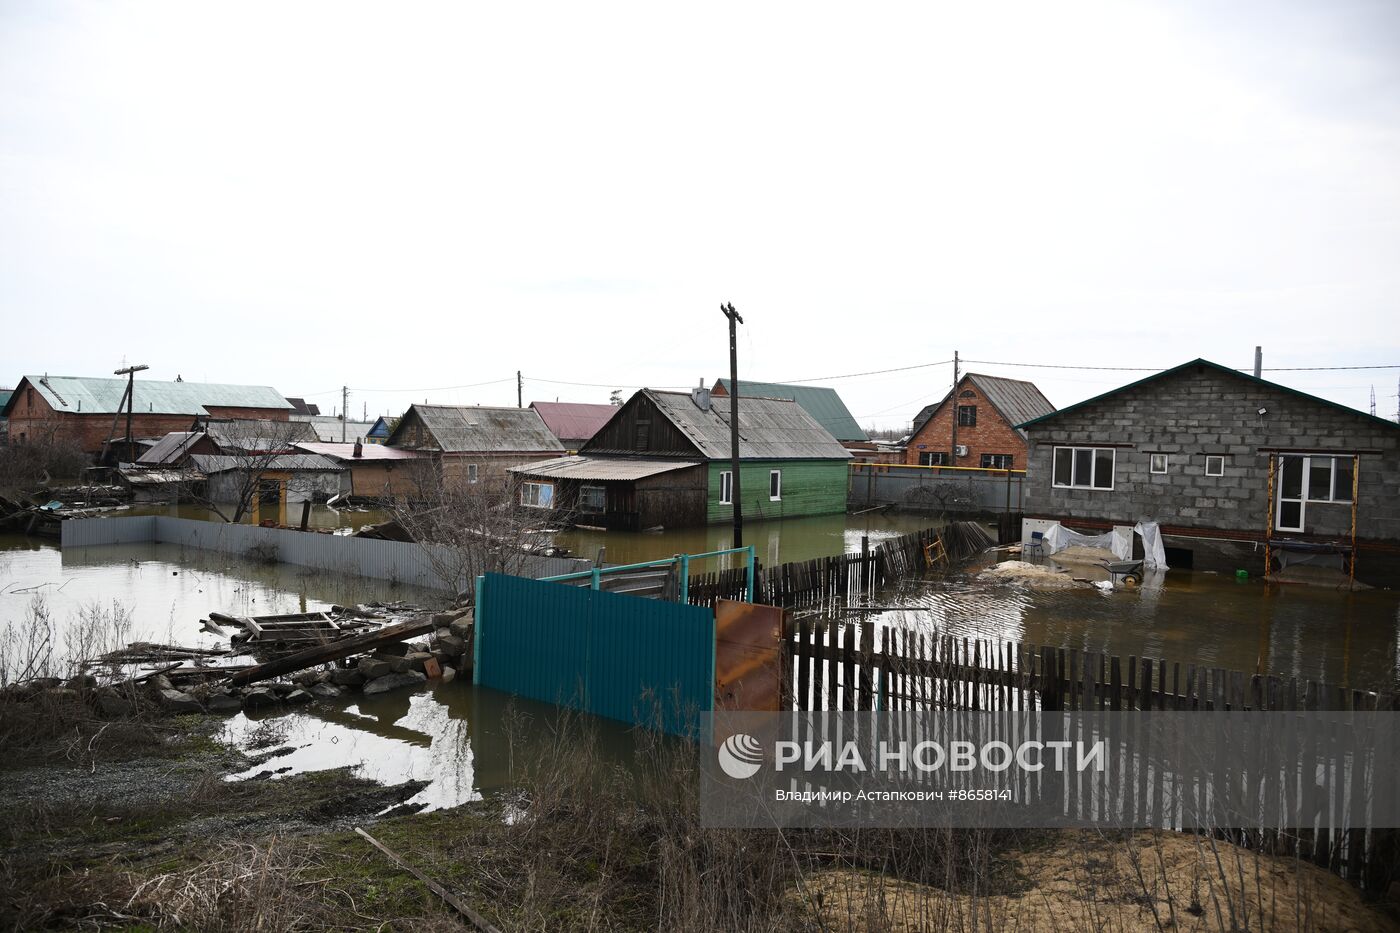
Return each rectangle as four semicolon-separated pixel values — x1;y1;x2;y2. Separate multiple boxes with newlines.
769;469;781;501
719;470;732;505
467;463;479;484
1051;446;1116;490
918;451;947;467
1149;453;1168;474
520;481;554;508
980;453;1013;470
1204;455;1225;477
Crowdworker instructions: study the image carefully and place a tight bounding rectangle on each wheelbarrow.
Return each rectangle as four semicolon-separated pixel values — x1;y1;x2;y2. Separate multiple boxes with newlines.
1100;558;1144;586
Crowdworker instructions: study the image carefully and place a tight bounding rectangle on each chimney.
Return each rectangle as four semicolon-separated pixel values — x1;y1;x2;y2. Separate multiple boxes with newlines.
691;378;711;412
1253;346;1262;379
353;439;363;458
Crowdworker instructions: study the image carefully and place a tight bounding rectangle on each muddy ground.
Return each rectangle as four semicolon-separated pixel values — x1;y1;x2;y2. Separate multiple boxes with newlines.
2;710;1398;932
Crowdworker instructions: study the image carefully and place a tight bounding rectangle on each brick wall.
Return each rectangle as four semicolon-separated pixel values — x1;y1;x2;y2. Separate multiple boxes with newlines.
1022;364;1400;544
904;383;1027;468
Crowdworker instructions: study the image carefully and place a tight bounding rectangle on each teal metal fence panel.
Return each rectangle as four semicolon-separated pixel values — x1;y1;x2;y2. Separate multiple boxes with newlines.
474;572;715;735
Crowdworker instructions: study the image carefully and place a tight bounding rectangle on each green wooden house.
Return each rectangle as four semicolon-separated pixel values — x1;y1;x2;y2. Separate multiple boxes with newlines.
509;387;851;530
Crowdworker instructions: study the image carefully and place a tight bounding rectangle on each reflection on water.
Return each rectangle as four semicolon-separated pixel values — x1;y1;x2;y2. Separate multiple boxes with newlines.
0;535;444;652
222;682;660;811
873;561;1400;691
552;511;939;567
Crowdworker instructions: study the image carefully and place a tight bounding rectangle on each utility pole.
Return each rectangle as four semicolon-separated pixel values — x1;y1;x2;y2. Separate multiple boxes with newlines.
721;302;744;549
114;363;148;463
1254;346;1263;379
949;350;960;467
517;371;523;408
341;386;349;442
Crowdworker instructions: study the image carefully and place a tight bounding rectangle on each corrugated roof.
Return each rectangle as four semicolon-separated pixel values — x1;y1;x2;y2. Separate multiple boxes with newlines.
529;402;619;444
713;379;868;442
11;375;292;416
205;419;318;452
189;453;345;474
289;414;377;442
119;467;205;485
137;431;205;465
293;442;427;462
509;455;702;481
912;373;1056;439
390;405;565;454
643;390;851;460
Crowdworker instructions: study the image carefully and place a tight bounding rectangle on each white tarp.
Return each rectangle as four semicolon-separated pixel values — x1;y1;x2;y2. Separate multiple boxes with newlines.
1039;521;1168;569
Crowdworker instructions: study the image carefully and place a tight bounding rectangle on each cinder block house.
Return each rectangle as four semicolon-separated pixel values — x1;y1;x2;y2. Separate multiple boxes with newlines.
3;375;292;456
510;387;851;530
1019;359;1400;585
385;404;564;490
905;373;1055;470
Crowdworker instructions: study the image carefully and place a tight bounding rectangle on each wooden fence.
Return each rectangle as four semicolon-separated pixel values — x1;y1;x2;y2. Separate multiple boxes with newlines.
785;619;1399;889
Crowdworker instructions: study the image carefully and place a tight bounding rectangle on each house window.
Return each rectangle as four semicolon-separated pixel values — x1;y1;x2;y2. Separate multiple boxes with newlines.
1204;455;1225;477
467;464;479;484
520;482;554;508
957;405;977;427
980;454;1013;470
769;469;781;500
1281;455;1354;503
1052;446;1115;490
719;471;733;505
918;452;948;466
579;485;606;513
1150;454;1168;474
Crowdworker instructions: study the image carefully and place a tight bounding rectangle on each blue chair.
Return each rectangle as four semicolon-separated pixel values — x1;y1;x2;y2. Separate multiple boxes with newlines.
1025;531;1045;559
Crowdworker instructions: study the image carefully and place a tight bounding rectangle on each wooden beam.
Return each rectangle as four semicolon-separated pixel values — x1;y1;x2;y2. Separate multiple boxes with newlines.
354;827;502;933
229;615;434;686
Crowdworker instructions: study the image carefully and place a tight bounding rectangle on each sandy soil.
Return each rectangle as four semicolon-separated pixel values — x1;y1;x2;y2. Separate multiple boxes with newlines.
804;830;1398;932
979;560;1085;590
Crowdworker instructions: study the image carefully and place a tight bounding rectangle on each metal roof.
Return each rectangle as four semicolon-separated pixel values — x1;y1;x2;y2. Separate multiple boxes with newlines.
390;405;565;454
529;402;619;443
509;455;702;481
119;467;205;485
10;375;292;416
912;373;1056;439
643;390;851;460
136;431;205;465
293;442;427;462
204;419;318;452
289;414;377;442
1016;358;1400;432
189;453;345;474
713;379;868;442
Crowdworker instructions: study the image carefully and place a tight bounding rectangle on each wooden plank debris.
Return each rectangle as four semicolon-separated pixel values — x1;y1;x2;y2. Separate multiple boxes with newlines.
354;827;502;933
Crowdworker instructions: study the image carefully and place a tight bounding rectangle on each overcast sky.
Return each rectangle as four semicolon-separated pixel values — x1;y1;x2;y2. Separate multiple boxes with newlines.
3;0;1398;429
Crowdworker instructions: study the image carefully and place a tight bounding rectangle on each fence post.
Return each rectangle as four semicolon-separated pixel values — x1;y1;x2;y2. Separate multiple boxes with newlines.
678;554;690;604
590;567;601;591
472;574;485;685
745;546;756;602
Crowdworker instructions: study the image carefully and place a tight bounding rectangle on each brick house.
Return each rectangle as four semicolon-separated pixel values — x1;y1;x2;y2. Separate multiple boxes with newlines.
3;375;293;456
904;373;1055;470
1018;359;1400;585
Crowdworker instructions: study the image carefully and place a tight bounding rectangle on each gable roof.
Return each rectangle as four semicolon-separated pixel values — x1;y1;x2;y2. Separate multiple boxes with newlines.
529;402;618;443
912;373;1056;439
189;453;344;474
640;390;851;460
4;375;292;417
204;419;318;452
388;404;565;454
290;414;377;442
713;379;868;442
368;415;399;437
1016;358;1400;432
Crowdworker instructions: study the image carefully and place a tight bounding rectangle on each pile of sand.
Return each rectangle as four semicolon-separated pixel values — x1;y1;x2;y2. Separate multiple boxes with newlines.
1050;544;1116;566
979;560;1083;590
800;830;1398;932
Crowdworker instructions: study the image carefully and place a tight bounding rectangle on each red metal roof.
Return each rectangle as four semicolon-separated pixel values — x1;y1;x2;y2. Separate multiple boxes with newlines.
529;402;618;443
292;442;427;461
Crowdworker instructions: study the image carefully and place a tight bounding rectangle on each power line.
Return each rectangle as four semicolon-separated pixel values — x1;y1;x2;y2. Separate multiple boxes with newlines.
776;359;955;384
351;377;516;393
523;376;690;390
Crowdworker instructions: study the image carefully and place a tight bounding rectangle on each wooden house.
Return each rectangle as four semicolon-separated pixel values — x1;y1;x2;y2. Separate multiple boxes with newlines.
904;373;1055;470
2;374;293;456
366;415;399;445
292;441;429;501
510;387;851;530
385;404;564;489
1019;359;1400;586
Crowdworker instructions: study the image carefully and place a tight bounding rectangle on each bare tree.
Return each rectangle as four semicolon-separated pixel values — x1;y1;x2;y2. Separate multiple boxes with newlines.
384;461;576;595
176;419;331;524
0;418;90;496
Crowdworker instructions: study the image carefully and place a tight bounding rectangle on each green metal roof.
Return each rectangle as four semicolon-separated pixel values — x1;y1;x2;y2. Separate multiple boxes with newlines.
1016;359;1400;432
712;379;867;442
0;390;11;413
8;375;291;416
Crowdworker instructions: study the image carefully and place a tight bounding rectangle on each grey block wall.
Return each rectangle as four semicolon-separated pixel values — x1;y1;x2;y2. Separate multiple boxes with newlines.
1022;364;1400;543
